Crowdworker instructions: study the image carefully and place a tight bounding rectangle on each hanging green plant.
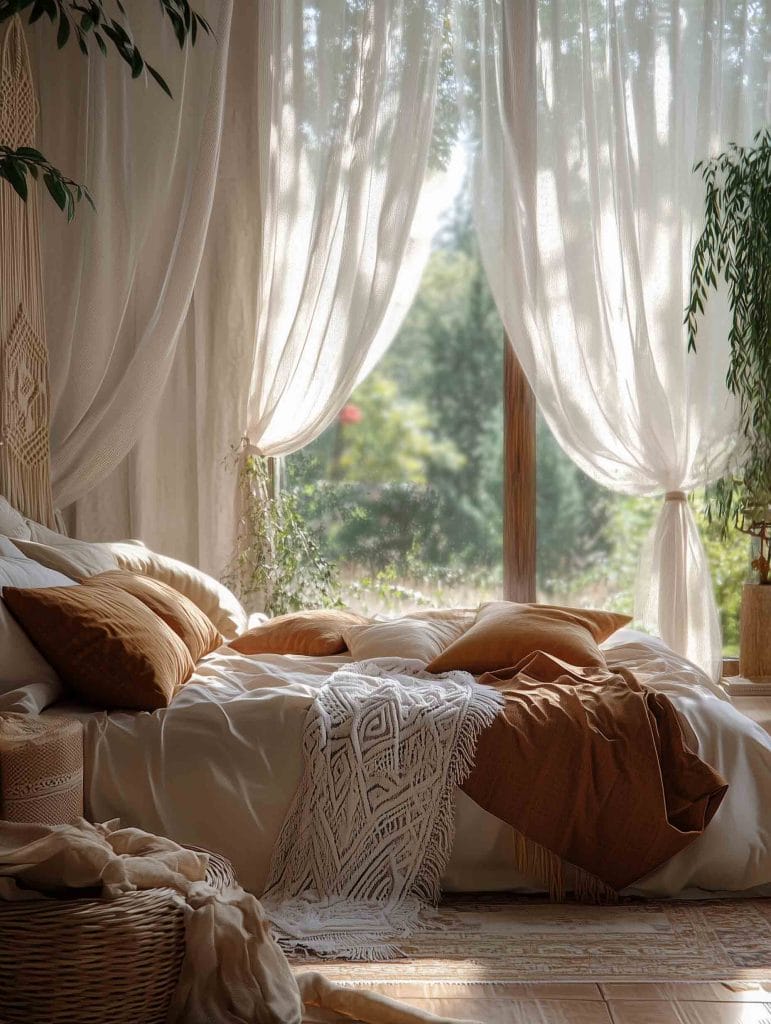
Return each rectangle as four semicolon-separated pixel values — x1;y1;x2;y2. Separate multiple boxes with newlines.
686;127;771;584
0;0;211;218
224;447;342;618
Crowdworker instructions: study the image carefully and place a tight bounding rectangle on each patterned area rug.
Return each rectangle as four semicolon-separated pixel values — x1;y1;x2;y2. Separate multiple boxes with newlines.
290;894;771;983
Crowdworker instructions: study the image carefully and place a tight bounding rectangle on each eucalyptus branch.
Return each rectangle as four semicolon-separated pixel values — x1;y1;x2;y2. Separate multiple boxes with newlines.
0;0;211;218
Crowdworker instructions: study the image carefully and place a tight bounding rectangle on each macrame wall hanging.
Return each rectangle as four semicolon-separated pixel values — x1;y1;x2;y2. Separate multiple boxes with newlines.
0;16;56;528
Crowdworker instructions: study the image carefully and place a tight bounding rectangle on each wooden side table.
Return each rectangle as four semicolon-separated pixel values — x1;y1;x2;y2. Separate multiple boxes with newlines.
0;713;84;823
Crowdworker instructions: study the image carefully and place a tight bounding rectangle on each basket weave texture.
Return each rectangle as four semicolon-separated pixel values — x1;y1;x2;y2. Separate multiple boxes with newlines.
0;849;236;1024
0;713;84;823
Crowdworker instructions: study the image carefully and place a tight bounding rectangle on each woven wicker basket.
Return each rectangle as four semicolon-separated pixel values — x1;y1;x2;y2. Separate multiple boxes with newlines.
0;849;236;1024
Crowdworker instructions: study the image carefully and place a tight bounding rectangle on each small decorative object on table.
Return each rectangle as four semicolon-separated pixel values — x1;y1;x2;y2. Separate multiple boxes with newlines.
0;713;84;823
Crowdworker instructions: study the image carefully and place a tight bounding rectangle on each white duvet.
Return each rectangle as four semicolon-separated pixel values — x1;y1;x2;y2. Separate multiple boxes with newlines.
42;630;771;898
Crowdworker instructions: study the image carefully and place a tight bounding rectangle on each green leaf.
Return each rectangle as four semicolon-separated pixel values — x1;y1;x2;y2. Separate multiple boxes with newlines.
130;46;143;77
14;146;44;160
147;64;172;98
56;10;70;48
2;159;28;201
44;171;68;212
28;0;48;25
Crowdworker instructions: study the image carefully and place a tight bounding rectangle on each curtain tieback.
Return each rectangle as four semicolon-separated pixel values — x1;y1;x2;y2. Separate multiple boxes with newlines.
664;490;687;503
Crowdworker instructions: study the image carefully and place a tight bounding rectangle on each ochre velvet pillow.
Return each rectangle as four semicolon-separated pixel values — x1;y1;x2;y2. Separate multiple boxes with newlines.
3;583;194;710
229;609;368;657
426;601;631;675
81;570;223;663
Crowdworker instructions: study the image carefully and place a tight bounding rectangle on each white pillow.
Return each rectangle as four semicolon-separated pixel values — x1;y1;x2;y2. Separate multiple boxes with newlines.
0;496;31;539
107;543;247;640
343;612;473;665
20;522;247;640
0;538;76;706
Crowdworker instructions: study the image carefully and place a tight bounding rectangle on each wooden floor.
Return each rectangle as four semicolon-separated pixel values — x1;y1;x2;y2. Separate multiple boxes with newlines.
355;981;771;1022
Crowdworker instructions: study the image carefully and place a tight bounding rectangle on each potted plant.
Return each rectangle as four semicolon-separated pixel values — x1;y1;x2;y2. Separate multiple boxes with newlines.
687;127;771;679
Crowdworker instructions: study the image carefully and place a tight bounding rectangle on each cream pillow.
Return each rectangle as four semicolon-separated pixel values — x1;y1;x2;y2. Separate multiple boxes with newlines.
19;522;247;641
0;538;76;704
14;537;119;577
107;543;247;640
343;612;472;664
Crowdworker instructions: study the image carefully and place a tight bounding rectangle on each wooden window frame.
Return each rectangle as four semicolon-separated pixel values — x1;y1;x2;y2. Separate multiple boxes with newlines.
503;343;536;602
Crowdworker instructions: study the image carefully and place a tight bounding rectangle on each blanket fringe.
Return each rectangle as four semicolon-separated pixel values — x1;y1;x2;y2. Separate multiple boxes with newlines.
511;829;618;904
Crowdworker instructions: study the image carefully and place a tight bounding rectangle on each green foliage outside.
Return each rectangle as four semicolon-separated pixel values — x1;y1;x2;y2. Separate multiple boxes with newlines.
286;187;752;649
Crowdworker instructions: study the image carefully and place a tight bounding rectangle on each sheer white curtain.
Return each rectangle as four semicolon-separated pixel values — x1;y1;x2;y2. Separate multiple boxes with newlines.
457;0;770;678
31;0;232;512
34;0;448;575
245;0;448;457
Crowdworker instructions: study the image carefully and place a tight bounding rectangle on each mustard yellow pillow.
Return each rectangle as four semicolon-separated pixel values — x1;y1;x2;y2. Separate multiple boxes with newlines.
3;583;194;710
426;601;631;675
81;570;223;664
229;609;368;657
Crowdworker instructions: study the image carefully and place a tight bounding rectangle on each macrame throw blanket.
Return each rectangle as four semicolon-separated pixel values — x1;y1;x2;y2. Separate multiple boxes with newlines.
263;660;503;960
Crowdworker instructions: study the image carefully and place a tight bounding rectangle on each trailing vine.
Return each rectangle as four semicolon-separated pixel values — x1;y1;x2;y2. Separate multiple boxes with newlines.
223;448;342;618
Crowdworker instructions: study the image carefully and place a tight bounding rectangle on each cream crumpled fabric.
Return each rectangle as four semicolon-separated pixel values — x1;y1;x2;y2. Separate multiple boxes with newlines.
0;818;477;1024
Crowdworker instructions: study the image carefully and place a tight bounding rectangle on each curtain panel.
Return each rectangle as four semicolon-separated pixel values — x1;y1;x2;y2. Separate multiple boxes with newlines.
36;0;448;577
456;0;770;678
245;0;448;457
33;0;233;515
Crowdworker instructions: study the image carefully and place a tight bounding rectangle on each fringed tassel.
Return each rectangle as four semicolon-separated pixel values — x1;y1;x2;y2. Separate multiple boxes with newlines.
510;829;618;905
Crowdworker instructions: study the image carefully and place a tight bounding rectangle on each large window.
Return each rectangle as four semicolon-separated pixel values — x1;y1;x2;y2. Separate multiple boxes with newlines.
286;183;505;614
285;180;751;647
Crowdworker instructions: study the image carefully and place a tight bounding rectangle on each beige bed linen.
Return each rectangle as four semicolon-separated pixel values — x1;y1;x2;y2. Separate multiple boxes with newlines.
44;632;771;900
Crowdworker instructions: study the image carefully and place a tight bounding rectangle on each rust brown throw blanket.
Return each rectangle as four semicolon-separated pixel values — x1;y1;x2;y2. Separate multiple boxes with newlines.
460;652;727;897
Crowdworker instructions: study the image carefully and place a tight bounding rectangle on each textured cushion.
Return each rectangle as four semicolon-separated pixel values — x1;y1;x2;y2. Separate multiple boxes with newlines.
3;583;194;710
426;601;632;675
230;609;368;657
0;497;31;540
343;609;474;664
82;570;223;663
0;539;76;703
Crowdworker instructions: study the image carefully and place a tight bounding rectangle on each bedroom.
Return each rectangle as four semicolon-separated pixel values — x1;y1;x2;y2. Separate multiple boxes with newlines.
0;1;770;1022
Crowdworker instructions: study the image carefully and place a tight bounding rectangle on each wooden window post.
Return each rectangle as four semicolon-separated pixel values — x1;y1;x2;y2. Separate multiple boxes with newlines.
503;342;536;602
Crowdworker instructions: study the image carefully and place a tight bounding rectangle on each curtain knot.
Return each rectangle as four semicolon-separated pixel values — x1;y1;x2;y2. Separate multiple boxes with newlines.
664;490;687;503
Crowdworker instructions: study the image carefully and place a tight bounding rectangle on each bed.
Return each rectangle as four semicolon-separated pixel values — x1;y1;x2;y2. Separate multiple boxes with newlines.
0;505;768;903
20;627;771;900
